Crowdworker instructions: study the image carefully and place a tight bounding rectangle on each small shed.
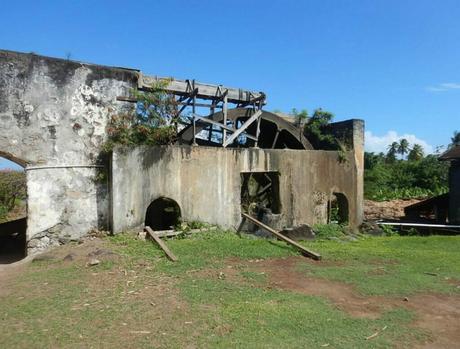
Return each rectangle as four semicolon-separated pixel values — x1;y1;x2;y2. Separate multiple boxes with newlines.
439;145;460;224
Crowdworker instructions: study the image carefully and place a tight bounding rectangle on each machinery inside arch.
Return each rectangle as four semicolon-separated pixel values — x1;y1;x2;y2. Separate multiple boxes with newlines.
177;108;313;150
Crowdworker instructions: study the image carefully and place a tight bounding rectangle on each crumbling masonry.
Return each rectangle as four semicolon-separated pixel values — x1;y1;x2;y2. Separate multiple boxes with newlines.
0;49;364;255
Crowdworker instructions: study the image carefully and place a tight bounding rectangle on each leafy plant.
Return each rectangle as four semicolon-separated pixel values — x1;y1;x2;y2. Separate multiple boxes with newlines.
103;80;179;152
450;130;460;148
313;224;346;239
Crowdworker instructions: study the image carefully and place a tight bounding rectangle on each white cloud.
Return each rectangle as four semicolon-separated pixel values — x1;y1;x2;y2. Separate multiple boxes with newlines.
426;82;460;92
365;130;434;154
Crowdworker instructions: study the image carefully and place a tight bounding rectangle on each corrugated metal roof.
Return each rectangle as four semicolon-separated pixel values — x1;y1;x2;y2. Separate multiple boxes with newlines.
439;145;460;160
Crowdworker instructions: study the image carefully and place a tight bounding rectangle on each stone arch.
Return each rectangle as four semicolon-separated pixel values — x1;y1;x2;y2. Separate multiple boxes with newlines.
145;197;181;231
328;192;349;224
0;151;28;168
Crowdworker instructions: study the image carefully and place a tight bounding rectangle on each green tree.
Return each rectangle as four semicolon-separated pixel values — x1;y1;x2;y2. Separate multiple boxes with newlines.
386;142;398;162
397;138;410;159
364;152;385;170
304;108;337;149
291;108;308;127
450;130;460;148
408;144;424;161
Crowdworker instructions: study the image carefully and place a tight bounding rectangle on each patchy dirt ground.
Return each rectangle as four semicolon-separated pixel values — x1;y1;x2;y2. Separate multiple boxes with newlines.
364;199;423;221
240;257;460;349
1;237;459;348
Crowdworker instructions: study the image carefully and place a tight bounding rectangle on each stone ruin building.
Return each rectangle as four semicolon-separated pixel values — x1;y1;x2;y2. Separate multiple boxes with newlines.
0;49;364;259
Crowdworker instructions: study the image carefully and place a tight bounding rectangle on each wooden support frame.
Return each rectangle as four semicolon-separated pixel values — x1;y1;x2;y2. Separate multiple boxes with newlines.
193;115;235;132
118;74;268;147
191;115;258;142
222;110;262;147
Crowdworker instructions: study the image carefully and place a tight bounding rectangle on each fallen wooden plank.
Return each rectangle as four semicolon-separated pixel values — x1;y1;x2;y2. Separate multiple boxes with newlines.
149;229;175;237
241;213;321;260
144;226;178;262
146;227;218;238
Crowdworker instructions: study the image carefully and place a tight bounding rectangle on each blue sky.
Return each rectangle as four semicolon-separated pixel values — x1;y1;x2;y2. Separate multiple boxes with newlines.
1;0;459;169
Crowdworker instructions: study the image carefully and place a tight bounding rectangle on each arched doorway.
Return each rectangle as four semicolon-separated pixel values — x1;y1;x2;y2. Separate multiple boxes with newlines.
328;192;349;224
0;156;27;263
145;197;181;231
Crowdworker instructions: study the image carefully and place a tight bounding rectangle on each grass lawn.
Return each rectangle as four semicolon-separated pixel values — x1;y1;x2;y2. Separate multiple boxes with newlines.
0;230;459;348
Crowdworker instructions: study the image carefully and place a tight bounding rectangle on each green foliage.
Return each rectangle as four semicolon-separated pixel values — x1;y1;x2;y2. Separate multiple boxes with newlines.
380;225;399;236
450;130;460;148
103;81;179;152
304;108;339;150
313;224;346;239
397;138;410;159
290;107;308;126
0;204;8;221
386;142;398;162
364;152;449;201
408;144;424;161
0;169;26;221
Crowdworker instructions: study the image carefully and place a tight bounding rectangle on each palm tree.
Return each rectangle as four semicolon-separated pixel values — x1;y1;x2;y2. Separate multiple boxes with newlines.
450;130;460;148
398;138;410;159
408;144;424;161
386;142;398;162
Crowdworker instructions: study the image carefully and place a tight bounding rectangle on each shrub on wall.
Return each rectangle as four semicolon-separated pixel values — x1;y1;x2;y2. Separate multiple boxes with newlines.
103;80;180;152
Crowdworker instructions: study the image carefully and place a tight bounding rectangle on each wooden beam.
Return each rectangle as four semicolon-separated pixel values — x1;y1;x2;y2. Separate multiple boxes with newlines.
222;110;262;147
241;213;321;260
117;96;216;108
137;73;266;105
145;226;178;262
144;227;218;238
223;94;228;143
271;129;280;149
254;114;262;147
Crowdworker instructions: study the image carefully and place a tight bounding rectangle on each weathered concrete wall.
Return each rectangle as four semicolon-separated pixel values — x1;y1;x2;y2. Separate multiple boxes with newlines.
111;145;363;233
1;48;365;254
0;50;136;252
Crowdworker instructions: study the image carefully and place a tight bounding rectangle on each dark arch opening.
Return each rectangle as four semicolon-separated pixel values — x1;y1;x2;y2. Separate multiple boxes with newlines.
0;156;27;264
328;192;349;224
145;197;181;231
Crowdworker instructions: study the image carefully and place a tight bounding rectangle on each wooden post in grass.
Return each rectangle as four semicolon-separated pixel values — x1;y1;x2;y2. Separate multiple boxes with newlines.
241;213;322;261
144;226;178;262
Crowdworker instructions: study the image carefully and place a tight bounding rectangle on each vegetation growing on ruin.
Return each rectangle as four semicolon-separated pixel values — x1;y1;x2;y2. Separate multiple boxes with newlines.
290;107;349;161
0;169;26;222
103;81;180;152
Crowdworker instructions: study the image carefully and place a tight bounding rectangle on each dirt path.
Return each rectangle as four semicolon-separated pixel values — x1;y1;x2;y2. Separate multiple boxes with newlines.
243;257;460;349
